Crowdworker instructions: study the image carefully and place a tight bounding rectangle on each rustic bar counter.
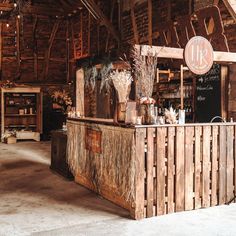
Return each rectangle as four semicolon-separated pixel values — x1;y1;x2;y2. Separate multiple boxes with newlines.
67;118;236;220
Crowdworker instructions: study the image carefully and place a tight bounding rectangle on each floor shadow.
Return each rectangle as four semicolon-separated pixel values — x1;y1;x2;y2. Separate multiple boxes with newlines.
0;158;130;219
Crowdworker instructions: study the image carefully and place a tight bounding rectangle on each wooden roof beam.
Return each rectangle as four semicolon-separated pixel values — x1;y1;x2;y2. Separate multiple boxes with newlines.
222;0;236;22
22;5;64;16
80;0;120;43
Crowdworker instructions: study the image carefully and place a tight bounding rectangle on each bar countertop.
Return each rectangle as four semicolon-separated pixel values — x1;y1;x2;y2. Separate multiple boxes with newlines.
67;117;236;128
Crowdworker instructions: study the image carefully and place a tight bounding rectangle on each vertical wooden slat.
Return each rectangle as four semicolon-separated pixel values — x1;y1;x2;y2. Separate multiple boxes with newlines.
185;127;194;210
235;126;236;203
226;126;234;203
167;127;175;214
194;126;202;209
147;0;152;45
146;128;154;217
133;128;146;220
211;126;218;206
202;126;211;208
219;125;227;204
156;127;166;215
175;126;185;212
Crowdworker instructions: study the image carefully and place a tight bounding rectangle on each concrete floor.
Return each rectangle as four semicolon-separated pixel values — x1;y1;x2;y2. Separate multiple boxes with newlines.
0;142;236;236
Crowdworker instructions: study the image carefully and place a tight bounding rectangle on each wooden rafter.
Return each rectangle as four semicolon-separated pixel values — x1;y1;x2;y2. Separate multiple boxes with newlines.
223;0;236;21
44;20;60;80
208;0;220;34
80;0;120;43
22;5;64;16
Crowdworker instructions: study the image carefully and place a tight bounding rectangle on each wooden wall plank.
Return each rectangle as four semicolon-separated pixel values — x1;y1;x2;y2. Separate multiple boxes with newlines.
185;126;194;210
176;126;185;212
146;127;154;217
194;126;202;209
219;125;227;204
133;128;146;220
156;127;166;215
226;126;234;203
202;126;211;208
167;127;175;214
211;126;219;206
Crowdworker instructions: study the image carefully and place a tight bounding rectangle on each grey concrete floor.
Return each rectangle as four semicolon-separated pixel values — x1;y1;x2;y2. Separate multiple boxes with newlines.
0;141;236;236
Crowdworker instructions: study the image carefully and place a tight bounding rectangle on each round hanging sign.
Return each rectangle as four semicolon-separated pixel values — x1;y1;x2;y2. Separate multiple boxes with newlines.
184;36;214;75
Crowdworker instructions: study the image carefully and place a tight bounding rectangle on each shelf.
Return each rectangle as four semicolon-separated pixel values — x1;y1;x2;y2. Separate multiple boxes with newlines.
161;97;193;99
5;125;36;128
6;104;36;107
5;114;37;117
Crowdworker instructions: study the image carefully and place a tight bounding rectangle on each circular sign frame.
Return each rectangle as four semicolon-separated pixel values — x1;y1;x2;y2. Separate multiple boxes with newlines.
184;36;214;75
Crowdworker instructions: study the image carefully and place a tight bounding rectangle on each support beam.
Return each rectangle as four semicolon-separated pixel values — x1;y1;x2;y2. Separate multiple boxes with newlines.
138;45;236;63
147;0;152;45
33;16;38;80
22;6;64;16
208;0;220;34
130;0;139;44
44;20;60;80
66;20;70;83
16;16;21;77
105;0;115;52
0;23;2;80
70;19;76;59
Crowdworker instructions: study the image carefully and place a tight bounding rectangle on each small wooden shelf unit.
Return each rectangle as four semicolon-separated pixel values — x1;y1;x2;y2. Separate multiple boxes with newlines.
1;87;43;142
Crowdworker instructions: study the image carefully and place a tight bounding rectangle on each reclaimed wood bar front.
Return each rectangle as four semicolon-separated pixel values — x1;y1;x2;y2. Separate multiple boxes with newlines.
67;118;236;220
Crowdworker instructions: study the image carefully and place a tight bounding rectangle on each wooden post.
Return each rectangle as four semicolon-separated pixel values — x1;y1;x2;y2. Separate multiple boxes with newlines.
105;0;115;52
70;19;76;59
66;20;70;83
0;22;2;79
147;0;152;45
130;0;139;44
80;11;83;56
132;128;145;220
16;16;21;76
33;16;38;80
180;64;184;109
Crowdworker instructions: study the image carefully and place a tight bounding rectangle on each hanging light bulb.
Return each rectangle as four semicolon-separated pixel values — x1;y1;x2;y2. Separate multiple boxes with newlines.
17;15;21;19
6;23;9;28
14;3;17;8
